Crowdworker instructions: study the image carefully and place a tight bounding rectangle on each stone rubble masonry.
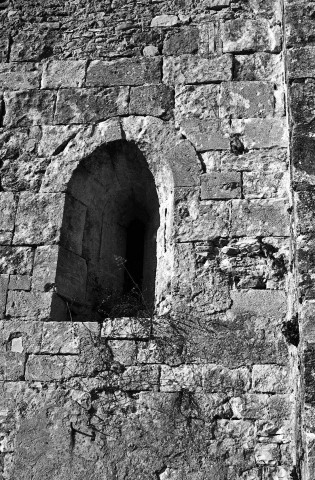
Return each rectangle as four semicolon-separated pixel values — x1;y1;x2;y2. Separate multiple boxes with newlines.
0;0;308;478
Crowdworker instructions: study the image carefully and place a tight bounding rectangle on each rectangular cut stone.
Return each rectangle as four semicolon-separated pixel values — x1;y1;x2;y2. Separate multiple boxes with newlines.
234;53;284;82
60;195;86;256
150;15;178;27
231;199;290;237
290;81;315;125
129;85;174;119
301;300;315;342
285;3;315;47
0;247;33;274
86;58;161;86
232;118;288;149
296;191;315;235
0;275;9;317
231;290;287;317
163;27;199;56
25;354;78;381
0;353;25;381
38;125;81;157
0;63;40;90
108;340;137;366
8;275;31;291
201;172;241;199
6;291;56;319
252;365;288;393
163;54;233;85
297;236;315;299
243;167;288;199
120;365;160;391
160;365;203;392
202;365;250;394
54;87;128;124
288;47;315;78
41;322;80;354
0;320;42;354
220;81;275;118
55;247;87;302
3;90;56;127
175;84;219;123
32;245;59;291
222;19;281;53
42;60;86;88
0;193;16;244
166;141;201;187
175;188;230;241
102;317;151;339
13;193;65;245
180;120;230;151
205;0;230;7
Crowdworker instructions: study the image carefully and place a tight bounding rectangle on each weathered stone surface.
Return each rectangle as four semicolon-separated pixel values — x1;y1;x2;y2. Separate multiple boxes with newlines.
252;365;289;393
232;118;288;149
222;19;281;53
296;191;315;235
38;125;81;157
175;188;230;241
288;47;315;78
0;155;49;193
8;275;31;291
41;60;86;88
243;164;289;199
163;27;199;55
0;247;33;274
86;58;162;86
285;3;315;47
163;54;233;85
297;236;315;299
220;81;275;119
55;247;87;302
231;199;290;237
60;194;86;256
129;85;174;119
41;321;80;354
108;340;137;366
290;80;315;124
3;90;56;127
166;140;201;187
201;172;241;199
25;354;79;381
120;365;160;390
32;245;58;291
13;193;65;245
102;317;151;339
0;63;41;90
203;365;250;394
0;353;25;381
255;443;280;466
0;274;9;317
150;15;178;27
6;291;65;320
301;300;315;342
234;53;284;82
0;320;42;354
231;290;287;317
175;84;219;123
160;364;203;392
179;119;230;151
54;87;128;124
0;193;16;244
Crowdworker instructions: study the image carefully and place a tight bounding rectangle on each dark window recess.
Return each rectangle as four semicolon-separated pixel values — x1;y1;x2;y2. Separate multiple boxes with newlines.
124;218;146;293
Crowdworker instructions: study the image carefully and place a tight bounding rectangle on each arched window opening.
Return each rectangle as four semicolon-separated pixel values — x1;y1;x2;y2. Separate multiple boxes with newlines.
59;140;160;318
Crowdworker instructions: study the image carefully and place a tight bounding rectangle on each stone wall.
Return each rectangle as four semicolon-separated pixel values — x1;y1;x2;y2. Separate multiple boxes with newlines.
0;0;309;479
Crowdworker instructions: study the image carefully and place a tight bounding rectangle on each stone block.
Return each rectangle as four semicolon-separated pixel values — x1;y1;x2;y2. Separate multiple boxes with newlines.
290;80;315;124
179;119;230;151
101;317;151;339
243;167;289;200
163;55;233;85
0;274;9;317
166;141;201;187
288;47;315;78
120;365;160;391
222;19;281;53
150;15;178;27
296;191;315;235
0;320;43;354
86;58;161;87
254;444;280;466
41;322;80;354
129;85;174;119
0;63;41;90
32;245;59;291
231;290;287;317
38;125;81;157
285;3;315;47
220;81;275;119
304;344;315;405
201;172;241;199
231;199;290;237
13;192;65;245
108;340;137;366
41;60;86;88
3;90;56;127
25;354;78;381
60;195;87;256
54;87;128;124
204;0;230;7
175;84;219;123
0;193;16;244
297;236;315;299
231;119;288;149
0;247;33;274
8;275;31;291
0;352;25;381
160;364;203;392
55;247;87;302
175;188;230;241
6;290;64;320
301;300;315;342
292;125;315;177
252;365;288;393
203;365;250;394
163;27;199;55
234;53;284;82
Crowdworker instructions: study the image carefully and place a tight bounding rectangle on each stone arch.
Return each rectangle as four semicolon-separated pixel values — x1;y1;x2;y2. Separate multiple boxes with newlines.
36;116;201;320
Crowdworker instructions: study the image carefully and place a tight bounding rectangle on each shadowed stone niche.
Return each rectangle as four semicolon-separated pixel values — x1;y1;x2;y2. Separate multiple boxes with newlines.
40;140;160;320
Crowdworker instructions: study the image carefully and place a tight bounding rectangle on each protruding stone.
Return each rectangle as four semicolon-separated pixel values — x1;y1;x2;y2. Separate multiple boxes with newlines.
150;15;178;27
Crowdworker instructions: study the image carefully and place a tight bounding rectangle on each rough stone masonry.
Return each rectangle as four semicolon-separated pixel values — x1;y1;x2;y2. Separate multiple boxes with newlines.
0;0;314;479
